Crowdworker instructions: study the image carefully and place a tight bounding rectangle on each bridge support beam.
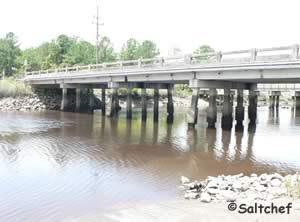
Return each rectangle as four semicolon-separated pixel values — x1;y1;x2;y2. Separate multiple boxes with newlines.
248;90;259;125
153;87;159;122
235;89;244;130
75;88;81;112
126;86;133;119
141;86;147;121
207;88;217;128
101;88;106;116
61;88;69;111
187;88;199;128
221;88;233;129
89;89;94;113
167;84;174;123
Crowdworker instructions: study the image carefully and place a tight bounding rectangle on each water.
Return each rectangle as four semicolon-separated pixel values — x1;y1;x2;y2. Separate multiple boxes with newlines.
0;107;300;221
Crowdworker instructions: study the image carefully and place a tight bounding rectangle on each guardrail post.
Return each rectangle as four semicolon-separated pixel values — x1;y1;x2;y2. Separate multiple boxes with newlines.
250;48;257;62
65;67;68;73
159;57;164;67
216;51;222;63
292;44;299;59
138;59;142;68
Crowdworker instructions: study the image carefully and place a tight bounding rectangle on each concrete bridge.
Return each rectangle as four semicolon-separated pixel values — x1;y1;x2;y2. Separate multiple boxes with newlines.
22;44;300;129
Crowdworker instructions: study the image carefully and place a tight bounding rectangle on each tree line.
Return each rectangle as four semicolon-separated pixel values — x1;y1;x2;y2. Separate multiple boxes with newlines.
0;32;214;77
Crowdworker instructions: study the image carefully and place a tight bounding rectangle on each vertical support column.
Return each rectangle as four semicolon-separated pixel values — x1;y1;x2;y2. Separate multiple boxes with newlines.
269;95;274;109
141;85;147;121
207;88;217;128
153;86;159;122
61;88;68;111
75;88;81;112
295;92;300;110
106;88;118;117
89;89;94;113
101;88;106;116
167;84;174;123
126;85;132;119
248;90;258;125
221;88;233;129
275;95;280;110
235;89;244;129
187;88;199;128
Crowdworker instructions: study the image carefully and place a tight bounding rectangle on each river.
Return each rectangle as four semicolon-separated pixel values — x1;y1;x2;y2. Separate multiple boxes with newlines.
0;106;300;221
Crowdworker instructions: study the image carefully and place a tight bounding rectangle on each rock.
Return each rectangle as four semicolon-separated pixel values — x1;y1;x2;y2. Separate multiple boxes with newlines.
255;184;267;192
206;188;219;195
200;193;211;203
181;176;190;184
270;178;282;187
184;192;199;199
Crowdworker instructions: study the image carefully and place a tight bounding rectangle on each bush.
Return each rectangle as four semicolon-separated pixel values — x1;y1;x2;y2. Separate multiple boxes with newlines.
0;78;32;98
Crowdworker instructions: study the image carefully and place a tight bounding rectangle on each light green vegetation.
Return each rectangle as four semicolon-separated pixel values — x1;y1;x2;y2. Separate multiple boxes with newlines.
0;79;32;98
285;174;300;199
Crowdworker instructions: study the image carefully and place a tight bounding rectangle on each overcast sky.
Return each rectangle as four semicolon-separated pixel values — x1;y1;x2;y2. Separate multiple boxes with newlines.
1;0;300;55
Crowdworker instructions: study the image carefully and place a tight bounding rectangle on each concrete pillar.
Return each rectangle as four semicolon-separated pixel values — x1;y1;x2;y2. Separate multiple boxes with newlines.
101;88;106;116
153;87;159;122
106;88;118;117
141;86;147;121
235;89;244;129
295;91;300;110
269;96;274;109
167;84;174;123
187;88;199;128
126;86;132;119
248;90;258;125
275;96;280;109
89;89;94;112
221;88;233;129
207;88;217;128
61;88;68;111
75;88;81;112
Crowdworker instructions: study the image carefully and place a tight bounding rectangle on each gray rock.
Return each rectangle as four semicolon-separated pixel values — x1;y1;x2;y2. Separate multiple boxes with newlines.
270;178;282;187
200;193;211;203
184;192;199;199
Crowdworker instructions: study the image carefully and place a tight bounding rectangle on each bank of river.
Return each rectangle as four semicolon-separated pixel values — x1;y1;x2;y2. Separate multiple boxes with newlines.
0;106;300;221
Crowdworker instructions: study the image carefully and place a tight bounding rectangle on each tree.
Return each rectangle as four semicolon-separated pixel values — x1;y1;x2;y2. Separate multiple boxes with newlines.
120;38;140;60
193;45;215;61
0;32;21;76
138;40;159;59
98;36;117;63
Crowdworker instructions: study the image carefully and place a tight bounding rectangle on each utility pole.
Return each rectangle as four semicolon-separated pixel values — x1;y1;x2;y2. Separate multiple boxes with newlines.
94;4;104;64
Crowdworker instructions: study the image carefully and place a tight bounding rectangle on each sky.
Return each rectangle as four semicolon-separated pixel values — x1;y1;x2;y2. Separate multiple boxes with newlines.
1;0;300;56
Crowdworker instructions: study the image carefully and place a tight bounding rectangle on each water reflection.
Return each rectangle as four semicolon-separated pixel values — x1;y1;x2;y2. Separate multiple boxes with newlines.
0;107;300;221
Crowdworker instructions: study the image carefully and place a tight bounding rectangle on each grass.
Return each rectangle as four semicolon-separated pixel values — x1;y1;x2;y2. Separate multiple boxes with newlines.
284;174;300;198
0;78;32;98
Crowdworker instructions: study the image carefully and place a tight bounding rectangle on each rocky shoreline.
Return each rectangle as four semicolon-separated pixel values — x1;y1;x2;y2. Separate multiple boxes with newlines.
180;173;300;203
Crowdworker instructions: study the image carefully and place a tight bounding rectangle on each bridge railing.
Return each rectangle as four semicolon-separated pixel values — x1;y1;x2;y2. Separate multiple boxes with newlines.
24;44;300;78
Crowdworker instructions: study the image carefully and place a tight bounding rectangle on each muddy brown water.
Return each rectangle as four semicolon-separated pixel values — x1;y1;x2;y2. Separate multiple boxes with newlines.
0;107;300;221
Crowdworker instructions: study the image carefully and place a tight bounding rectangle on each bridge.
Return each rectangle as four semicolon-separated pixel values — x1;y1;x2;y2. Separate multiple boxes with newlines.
22;44;300;129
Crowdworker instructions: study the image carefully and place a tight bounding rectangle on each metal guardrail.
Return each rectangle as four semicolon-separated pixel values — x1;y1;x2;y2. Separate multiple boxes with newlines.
24;44;300;78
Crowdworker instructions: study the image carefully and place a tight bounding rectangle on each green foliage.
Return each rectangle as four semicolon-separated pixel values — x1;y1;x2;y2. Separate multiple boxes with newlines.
0;32;21;77
98;36;117;63
194;45;215;61
120;38;159;61
174;84;192;97
64;40;95;66
0;78;32;97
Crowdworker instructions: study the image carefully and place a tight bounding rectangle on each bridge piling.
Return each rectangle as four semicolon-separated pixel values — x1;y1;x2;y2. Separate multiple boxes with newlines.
89;89;94;113
126;86;132;119
153;87;159;122
295;92;300;110
248;90;258;125
167;84;174;123
221;88;233;129
141;86;147;121
235;89;244;130
75;88;81;112
187;88;199;128
207;88;217;128
107;88;119;117
101;88;106;116
61;88;69;111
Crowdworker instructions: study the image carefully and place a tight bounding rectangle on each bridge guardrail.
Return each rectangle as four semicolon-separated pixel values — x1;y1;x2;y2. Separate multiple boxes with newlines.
24;44;300;78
